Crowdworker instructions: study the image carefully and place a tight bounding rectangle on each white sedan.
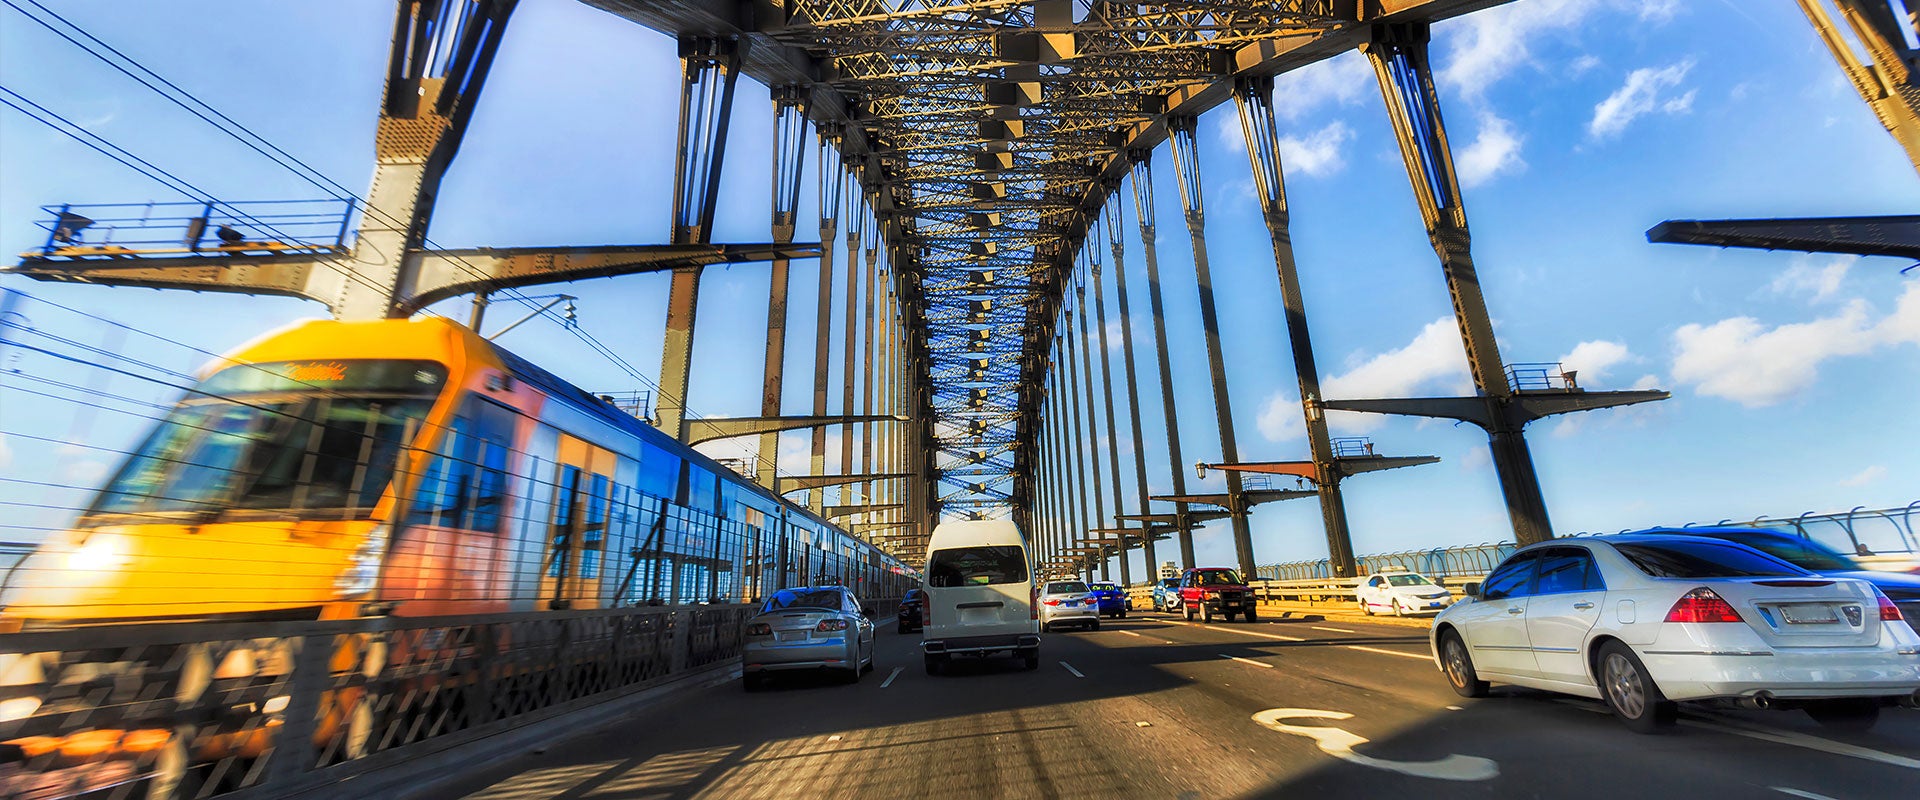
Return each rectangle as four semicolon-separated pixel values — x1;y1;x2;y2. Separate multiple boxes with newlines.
1431;534;1920;733
1356;569;1454;616
1039;580;1100;632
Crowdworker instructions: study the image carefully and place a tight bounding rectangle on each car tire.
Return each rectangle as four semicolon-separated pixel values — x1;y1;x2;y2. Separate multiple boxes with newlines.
924;654;944;676
1120;609;1127;619
1022;649;1040;671
1597;641;1675;733
1361;601;1373;616
898;624;909;635
1183;604;1195;622
742;673;764;692
1200;604;1214;623
1244;609;1258;623
1438;630;1487;699
1805;699;1881;732
1090;620;1101;631
1391;600;1404;617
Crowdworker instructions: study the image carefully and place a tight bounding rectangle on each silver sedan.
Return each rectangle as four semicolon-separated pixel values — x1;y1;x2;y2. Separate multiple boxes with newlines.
1039;580;1100;632
742;586;877;689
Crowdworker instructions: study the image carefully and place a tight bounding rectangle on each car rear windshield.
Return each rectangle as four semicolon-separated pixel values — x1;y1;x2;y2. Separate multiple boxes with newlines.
1614;541;1811;579
1091;583;1118;592
762;589;844;612
1385;574;1434;587
1046;581;1089;594
927;546;1029;587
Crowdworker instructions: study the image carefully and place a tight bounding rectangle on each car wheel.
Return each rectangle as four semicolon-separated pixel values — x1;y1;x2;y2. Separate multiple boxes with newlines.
1361;599;1373;616
1119;609;1127;619
1200;604;1214;623
1391;600;1405;617
1805;699;1880;732
924;654;944;676
1022;649;1040;671
742;673;764;692
1090;620;1101;631
898;624;908;635
1438;630;1487;698
1244;608;1258;623
1597;641;1675;733
1183;604;1195;622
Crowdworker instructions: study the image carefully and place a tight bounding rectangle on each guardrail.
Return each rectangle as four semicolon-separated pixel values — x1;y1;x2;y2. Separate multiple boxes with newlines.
0;603;756;799
1257;542;1515;582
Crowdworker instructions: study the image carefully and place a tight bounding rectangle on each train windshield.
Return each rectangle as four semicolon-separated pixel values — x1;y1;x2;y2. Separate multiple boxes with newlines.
84;360;448;524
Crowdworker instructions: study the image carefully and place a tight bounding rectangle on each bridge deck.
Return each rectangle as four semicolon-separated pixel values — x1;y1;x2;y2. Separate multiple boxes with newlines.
426;612;1920;799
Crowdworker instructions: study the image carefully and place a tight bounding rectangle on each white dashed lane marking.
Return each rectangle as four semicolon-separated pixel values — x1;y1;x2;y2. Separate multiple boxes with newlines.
1311;626;1356;633
1345;645;1431;661
1059;661;1085;678
879;667;902;688
1220;654;1275;669
1118;631;1144;638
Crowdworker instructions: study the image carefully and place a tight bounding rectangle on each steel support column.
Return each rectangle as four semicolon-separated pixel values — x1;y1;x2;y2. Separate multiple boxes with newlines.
808;136;844;512
1129;153;1195;569
1088;224;1131;589
1364;23;1550;545
1234;76;1358;578
1799;0;1920;177
1166;117;1256;579
1072;263;1110;582
841;196;867;503
1103;198;1156;586
757;90;807;487
658;36;741;441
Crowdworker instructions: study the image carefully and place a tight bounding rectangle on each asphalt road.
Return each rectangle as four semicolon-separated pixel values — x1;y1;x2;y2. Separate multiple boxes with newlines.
423;611;1920;800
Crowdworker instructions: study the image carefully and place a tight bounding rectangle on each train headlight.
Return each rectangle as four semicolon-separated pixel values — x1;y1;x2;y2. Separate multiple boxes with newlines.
334;522;391;598
66;532;128;573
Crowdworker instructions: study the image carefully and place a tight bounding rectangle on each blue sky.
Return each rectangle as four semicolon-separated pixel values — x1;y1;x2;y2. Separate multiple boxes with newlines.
1;1;1915;576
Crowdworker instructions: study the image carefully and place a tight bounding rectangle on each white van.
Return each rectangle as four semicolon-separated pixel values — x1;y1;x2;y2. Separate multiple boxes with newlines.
921;520;1040;673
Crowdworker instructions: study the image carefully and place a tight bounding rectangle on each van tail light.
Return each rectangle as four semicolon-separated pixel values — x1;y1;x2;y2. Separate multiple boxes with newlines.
1031;584;1040;620
1877;591;1903;622
1665;587;1743;623
815;619;849;632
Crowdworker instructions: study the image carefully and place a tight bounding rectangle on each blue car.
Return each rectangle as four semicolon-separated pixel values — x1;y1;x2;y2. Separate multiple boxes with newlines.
1089;582;1127;618
1654;526;1920;633
1151;578;1181;612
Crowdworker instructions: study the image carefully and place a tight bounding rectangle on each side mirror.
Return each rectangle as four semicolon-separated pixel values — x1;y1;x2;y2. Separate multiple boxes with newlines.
862;603;877;617
1462;582;1482;600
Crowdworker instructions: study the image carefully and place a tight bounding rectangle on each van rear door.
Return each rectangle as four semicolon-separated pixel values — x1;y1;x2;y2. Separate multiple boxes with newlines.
927;544;1031;635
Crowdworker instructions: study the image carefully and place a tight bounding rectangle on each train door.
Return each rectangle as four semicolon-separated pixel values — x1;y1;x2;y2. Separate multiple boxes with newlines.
541;435;615;609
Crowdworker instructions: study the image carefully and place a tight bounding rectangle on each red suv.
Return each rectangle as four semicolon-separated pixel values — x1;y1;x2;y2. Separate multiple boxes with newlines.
1179;567;1258;622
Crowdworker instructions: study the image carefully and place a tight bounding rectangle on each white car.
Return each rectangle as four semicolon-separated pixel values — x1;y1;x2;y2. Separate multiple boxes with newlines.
1431;534;1920;733
1356;569;1454;616
1039;580;1100;632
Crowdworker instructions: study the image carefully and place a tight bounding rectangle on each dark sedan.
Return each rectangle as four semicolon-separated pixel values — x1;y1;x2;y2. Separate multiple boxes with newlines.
1653;526;1920;633
897;588;925;633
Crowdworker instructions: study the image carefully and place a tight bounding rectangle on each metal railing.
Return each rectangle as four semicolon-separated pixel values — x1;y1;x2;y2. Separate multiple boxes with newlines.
1256;542;1516;582
25;200;354;260
0;604;755;799
1504;361;1578;392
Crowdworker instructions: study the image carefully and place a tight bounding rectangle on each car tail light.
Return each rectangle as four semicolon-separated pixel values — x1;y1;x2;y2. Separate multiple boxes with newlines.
747;623;772;636
1084;598;1096;606
1665;587;1743;623
815;619;849;632
1044;599;1061;606
1877;591;1903;622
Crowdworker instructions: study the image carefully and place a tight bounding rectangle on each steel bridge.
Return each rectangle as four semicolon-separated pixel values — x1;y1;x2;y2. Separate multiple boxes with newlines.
6;1;1920;798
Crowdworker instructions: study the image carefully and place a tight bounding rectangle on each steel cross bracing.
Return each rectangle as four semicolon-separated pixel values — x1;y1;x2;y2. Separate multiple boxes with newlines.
588;0;1508;527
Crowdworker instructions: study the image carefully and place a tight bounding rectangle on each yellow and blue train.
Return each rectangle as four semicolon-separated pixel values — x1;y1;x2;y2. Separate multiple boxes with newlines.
1;317;913;628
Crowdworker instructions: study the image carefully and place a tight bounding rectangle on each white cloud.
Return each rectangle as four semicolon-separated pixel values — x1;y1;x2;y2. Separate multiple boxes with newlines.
1276;121;1353;178
1558;340;1633;385
1839;465;1886;487
1589;61;1697;139
1457;112;1525;188
1273;51;1375;119
1629;373;1663;391
1212;112;1248;156
1323;318;1472;432
1256;392;1305;444
1880;281;1920;344
1670;301;1880;407
1768;255;1857;303
1569;54;1602;76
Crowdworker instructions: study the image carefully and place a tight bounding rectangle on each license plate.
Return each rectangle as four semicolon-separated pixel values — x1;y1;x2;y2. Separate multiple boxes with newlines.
1427;602;1442;608
776;631;803;642
1780;604;1838;624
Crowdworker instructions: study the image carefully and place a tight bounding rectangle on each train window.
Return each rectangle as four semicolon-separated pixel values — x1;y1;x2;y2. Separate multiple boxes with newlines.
687;466;717;514
407;398;515;531
637;442;678;498
548;466;582;579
